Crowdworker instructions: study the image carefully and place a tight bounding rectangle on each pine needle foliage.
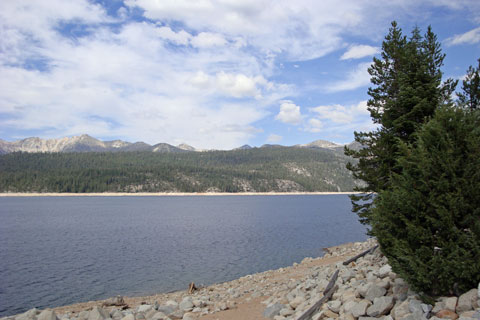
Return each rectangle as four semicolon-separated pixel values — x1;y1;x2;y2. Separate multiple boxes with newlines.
345;22;456;228
371;106;480;295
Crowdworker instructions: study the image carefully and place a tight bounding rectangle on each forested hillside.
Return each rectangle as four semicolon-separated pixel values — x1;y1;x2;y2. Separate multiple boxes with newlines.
0;147;359;193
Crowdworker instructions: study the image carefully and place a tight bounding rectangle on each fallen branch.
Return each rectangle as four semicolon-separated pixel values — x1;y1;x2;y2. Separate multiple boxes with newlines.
297;270;339;320
342;245;378;266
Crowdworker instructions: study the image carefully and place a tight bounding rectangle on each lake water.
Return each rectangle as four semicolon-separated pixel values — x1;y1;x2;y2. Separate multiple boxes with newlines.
0;195;367;316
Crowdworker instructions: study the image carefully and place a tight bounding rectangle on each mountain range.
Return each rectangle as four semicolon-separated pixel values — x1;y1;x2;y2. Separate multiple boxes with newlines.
0;134;359;154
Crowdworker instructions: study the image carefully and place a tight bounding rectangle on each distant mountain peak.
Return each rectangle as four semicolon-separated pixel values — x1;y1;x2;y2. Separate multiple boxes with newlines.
177;143;196;151
298;139;341;149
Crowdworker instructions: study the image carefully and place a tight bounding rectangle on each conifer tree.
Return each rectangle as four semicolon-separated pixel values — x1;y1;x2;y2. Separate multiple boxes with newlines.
370;105;480;295
345;22;456;227
457;58;480;110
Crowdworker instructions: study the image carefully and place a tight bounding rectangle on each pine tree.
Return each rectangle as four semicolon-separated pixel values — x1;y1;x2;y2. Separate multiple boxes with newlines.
457;58;480;110
370;106;480;295
345;22;456;227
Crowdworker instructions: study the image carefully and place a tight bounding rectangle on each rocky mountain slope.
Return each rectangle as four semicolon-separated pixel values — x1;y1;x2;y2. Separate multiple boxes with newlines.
0;135;194;154
0;135;358;154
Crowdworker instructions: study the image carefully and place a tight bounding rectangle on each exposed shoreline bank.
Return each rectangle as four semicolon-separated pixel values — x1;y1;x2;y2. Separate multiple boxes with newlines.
4;238;479;320
0;192;361;197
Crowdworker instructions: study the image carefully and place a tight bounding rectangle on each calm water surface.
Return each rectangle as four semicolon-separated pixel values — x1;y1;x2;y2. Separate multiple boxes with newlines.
0;195;367;316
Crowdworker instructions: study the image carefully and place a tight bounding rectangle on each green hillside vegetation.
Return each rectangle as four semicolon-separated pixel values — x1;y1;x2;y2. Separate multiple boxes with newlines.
0;147;358;193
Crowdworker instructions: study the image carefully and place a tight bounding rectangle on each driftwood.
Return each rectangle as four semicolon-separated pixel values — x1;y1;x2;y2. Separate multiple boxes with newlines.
342;245;379;266
296;245;378;320
188;282;197;294
297;270;339;320
102;295;126;307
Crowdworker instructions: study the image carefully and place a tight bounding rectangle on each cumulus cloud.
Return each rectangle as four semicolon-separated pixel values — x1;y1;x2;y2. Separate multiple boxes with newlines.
216;72;261;98
275;101;303;125
325;62;371;92
445;27;480;46
340;44;380;60
155;26;192;45
191;32;227;48
304;100;374;135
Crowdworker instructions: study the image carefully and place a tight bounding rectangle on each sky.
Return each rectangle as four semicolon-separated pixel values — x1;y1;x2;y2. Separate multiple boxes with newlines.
0;1;479;150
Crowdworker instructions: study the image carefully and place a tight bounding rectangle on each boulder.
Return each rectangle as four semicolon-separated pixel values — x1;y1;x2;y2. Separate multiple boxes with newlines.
378;265;392;278
289;296;305;309
391;300;410;320
457;289;478;314
37;310;58;320
365;285;387;302
350;300;371;318
120;315;134;320
88;307;109;320
327;300;341;313
435;309;459;319
16;309;40;320
264;304;284;318
445;297;458;312
179;298;194;312
366;296;394;317
137;305;152;313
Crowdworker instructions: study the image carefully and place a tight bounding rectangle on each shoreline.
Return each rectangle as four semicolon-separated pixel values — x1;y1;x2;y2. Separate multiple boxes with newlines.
0;191;361;197
3;240;375;320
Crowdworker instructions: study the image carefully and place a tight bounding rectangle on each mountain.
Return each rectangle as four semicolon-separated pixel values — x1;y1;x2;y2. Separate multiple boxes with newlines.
0;134;359;155
0;146;361;193
177;143;197;152
0;135;188;154
297;139;341;149
235;144;253;150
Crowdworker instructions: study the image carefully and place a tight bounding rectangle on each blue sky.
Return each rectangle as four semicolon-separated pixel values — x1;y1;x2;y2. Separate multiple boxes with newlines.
0;0;479;149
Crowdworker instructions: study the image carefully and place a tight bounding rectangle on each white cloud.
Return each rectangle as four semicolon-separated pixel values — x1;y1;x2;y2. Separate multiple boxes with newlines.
267;134;282;143
306;118;323;133
156;26;192;45
326;62;371;92
305;100;374;135
340;44;380;60
310;100;369;124
216;72;260;98
191;32;227;48
275;101;303;125
445;27;480;46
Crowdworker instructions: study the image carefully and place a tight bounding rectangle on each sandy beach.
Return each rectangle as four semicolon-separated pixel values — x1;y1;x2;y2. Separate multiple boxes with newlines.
0;192;360;197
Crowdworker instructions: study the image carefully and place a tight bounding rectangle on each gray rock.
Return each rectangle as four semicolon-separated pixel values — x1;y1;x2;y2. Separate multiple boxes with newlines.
409;299;423;314
167;310;184;320
179;298;193;312
78;311;90;320
88;307;109;320
156;306;176;316
327;300;341;313
182;313;195;320
37;310;58;320
392;279;409;301
16;309;40;320
378;265;392;278
120;315;134;320
264;304;284;318
392;300;411;320
289;296;305;309
445;297;458;312
137;306;152;313
457;289;478;313
400;312;427;320
350;300;371;318
365;285;387;302
110;310;123;320
367;296;394;317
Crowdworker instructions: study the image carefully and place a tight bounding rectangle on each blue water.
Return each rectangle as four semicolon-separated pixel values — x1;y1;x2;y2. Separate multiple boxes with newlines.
0;195;367;316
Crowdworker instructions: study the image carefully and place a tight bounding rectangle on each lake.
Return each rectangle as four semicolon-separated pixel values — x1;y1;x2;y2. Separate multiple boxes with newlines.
0;195;368;316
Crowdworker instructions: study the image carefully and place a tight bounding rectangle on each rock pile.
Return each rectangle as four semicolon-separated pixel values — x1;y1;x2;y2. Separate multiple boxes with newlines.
260;239;480;320
3;238;479;320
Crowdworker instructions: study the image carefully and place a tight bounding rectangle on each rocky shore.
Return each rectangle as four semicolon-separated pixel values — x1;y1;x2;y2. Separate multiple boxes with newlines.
3;238;479;320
